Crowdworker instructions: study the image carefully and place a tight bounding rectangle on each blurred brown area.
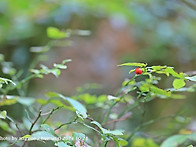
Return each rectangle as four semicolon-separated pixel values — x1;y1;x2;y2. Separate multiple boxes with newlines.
34;19;136;95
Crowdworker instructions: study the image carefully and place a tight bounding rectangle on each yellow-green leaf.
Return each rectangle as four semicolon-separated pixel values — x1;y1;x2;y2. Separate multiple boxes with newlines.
118;62;147;67
173;79;186;89
47;27;67;39
0;111;7;119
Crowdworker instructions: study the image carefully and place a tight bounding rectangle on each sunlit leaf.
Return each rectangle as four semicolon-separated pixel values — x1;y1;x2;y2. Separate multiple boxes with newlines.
47;27;67;39
118;62;147;67
132;138;159;147
173;79;186;89
0;111;7;119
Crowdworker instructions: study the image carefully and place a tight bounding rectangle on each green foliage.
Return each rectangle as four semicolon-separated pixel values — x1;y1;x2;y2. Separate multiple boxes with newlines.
0;53;196;147
0;111;7;119
47;27;68;39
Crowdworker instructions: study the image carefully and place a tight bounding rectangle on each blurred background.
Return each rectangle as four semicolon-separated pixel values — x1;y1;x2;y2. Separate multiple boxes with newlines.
0;0;196;146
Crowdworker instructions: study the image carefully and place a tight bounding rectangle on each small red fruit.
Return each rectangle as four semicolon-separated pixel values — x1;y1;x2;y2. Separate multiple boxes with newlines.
135;68;143;74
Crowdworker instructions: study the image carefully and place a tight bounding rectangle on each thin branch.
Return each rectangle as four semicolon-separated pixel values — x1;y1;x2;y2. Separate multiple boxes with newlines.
54;116;78;131
185;71;196;76
29;110;42;135
42;106;63;124
103;112;132;125
102;75;141;124
21;140;27;147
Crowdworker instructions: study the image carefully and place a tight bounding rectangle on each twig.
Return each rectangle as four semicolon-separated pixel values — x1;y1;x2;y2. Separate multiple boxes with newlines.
29;110;42;135
102;75;141;124
42;106;63;124
185;71;196;76
103;112;132;125
54;116;78;131
21;140;27;147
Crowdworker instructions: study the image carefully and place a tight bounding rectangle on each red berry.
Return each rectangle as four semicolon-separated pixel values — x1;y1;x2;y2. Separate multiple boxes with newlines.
135;68;143;74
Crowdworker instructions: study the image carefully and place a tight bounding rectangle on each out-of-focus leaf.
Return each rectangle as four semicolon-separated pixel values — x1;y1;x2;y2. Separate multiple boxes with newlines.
0;120;15;133
0;77;16;86
91;121;124;135
0;98;18;106
161;135;187;147
17;97;35;106
139;83;171;97
118;62;147;67
132;138;159;147
47;27;67;39
29;131;56;141
186;76;196;82
0;54;4;61
36;99;48;105
30;46;50;53
41;124;55;135
46;92;87;118
0;111;7;119
151;66;167;71
173;79;186;89
72;132;86;141
57;142;71;147
118;138;128;146
188;132;196;141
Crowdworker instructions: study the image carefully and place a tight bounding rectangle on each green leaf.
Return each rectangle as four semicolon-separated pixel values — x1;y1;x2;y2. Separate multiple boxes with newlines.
173;79;186;89
54;64;67;69
0;98;18;106
91;121;124;135
57;142;71;147
30;46;50;53
47;27;67;39
17;97;35;106
29;131;56;141
188;132;196;141
139;83;171;97
118;138;128;146
118;62;147;67
185;76;196;82
36;99;48;105
152;66;167;70
0;120;15;133
72;132;86;141
0;111;7;119
41;124;55;135
161;135;187;147
0;77;16;86
132;138;159;147
47;92;87;118
129;69;135;74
